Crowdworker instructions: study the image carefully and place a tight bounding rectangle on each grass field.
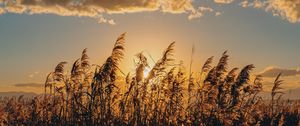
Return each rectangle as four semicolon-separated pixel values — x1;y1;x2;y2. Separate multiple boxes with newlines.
0;33;299;126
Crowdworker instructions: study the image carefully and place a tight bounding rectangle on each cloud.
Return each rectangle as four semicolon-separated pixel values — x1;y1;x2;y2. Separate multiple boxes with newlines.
258;66;300;95
259;66;300;77
188;6;214;20
261;74;300;92
14;83;44;88
0;7;4;14
1;0;299;24
98;15;116;25
266;0;300;23
215;11;222;16
28;71;43;78
240;0;300;23
240;0;265;8
0;0;202;24
214;0;235;4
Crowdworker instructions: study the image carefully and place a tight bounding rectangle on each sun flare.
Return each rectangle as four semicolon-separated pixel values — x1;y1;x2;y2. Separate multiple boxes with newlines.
143;67;151;78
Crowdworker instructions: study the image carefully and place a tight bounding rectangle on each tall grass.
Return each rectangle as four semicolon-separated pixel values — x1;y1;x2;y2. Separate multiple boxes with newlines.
0;33;299;126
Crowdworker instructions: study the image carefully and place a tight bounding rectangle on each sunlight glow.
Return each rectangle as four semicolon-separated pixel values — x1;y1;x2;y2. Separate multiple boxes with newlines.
143;67;151;78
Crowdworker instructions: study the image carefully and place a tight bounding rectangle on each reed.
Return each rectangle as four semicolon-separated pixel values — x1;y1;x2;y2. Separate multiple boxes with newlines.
0;33;299;126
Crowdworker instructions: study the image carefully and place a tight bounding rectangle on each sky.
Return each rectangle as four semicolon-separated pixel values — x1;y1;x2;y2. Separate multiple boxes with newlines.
0;0;300;95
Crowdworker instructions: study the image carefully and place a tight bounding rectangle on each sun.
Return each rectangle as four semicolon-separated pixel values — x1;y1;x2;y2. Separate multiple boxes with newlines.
143;67;151;78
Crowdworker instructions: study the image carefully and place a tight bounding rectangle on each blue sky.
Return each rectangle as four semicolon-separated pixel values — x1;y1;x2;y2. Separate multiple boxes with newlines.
0;0;300;93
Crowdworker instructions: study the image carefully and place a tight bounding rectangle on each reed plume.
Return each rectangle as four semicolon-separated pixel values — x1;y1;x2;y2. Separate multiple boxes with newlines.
0;33;299;126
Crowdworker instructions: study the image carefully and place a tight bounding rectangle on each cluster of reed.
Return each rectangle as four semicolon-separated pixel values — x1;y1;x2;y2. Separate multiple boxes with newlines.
0;33;299;126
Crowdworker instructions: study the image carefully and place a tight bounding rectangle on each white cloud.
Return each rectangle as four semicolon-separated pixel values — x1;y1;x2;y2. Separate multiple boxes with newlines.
214;0;235;4
215;11;222;16
188;6;213;20
98;15;116;25
240;1;250;8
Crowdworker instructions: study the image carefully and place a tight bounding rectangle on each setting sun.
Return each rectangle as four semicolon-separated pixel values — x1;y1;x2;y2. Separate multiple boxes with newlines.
143;67;151;78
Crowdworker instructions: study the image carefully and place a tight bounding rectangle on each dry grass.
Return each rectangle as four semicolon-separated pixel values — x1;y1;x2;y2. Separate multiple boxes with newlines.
0;33;299;126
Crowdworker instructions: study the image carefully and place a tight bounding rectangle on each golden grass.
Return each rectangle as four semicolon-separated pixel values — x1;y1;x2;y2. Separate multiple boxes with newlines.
0;33;299;126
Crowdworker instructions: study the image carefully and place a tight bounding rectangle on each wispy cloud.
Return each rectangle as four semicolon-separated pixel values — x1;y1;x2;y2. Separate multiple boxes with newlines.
188;6;214;20
215;11;222;16
14;83;43;88
259;66;300;77
98;15;116;25
240;0;300;23
28;71;44;78
214;0;235;4
258;66;300;93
